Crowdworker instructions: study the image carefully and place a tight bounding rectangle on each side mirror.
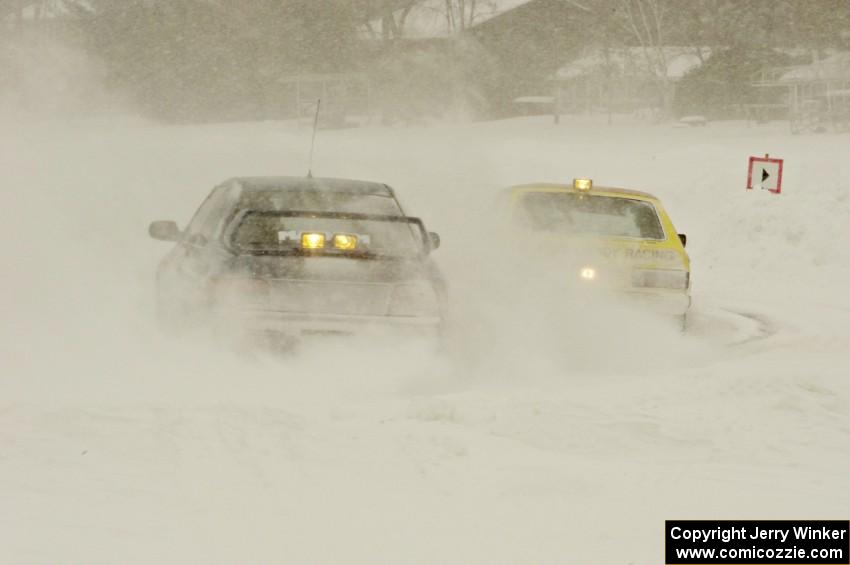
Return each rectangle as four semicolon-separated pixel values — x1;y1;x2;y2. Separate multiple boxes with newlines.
678;233;687;248
149;220;182;242
428;231;441;251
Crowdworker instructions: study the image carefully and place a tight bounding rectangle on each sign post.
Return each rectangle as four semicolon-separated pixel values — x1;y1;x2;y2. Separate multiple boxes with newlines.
747;154;784;194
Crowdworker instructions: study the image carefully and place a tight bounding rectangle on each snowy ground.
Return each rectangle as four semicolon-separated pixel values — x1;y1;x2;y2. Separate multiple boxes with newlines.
2;114;850;564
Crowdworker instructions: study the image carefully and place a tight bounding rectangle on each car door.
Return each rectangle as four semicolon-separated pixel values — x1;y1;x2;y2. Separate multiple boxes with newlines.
157;184;236;314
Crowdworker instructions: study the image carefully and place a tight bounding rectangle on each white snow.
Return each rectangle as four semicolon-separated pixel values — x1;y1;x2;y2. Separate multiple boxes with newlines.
2;113;850;564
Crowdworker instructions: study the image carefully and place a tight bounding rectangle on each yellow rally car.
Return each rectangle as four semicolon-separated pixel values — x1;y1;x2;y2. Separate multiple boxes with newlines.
502;178;691;326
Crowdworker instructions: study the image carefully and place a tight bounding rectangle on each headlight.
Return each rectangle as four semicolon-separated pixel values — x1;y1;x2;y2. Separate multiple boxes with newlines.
580;267;597;280
332;233;358;250
631;269;689;290
301;232;326;249
388;283;440;317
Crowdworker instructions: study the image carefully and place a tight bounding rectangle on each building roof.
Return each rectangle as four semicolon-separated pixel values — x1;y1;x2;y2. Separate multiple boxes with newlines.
228;176;395;197
556;47;706;81
779;52;850;82
1;1;81;21
363;0;533;40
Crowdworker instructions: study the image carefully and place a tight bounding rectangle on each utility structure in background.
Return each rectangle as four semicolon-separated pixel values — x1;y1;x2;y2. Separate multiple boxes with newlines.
550;46;704;122
280;73;374;128
753;52;850;134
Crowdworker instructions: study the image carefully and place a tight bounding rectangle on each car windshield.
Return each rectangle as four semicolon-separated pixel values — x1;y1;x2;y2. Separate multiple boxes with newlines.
229;212;426;258
517;192;665;240
237;190;402;215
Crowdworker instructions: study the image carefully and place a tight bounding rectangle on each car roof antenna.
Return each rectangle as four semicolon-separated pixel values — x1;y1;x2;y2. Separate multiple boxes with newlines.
307;98;321;179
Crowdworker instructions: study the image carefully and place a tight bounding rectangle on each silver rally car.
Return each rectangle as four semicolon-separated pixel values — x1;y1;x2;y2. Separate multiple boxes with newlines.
149;176;445;344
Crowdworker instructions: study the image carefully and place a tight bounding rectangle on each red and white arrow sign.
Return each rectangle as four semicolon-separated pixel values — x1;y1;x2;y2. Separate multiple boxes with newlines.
747;156;783;194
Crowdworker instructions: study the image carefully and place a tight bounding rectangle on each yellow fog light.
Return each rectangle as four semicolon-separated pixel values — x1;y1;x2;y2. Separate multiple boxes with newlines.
580;267;597;280
333;234;358;250
301;232;326;249
573;178;593;191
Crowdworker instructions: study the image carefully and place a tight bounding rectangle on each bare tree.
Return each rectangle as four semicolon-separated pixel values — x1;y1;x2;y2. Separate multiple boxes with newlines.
440;0;502;33
356;0;424;42
382;0;417;40
618;0;673;115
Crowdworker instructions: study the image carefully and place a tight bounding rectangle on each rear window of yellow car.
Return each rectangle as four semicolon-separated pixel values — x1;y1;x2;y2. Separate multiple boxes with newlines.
517;192;665;240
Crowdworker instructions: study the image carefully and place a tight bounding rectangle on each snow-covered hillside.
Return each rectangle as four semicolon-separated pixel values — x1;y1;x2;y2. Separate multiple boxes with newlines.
2;115;849;564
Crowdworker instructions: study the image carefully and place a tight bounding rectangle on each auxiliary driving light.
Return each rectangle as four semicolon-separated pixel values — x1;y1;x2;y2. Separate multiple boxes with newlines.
580;267;597;280
333;234;358;250
573;178;593;191
301;232;326;249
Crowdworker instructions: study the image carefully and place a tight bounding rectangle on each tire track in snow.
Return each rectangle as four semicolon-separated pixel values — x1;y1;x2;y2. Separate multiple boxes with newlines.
721;308;777;347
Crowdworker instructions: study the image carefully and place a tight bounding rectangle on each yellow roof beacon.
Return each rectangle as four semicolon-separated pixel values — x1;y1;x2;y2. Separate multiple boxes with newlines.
573;178;593;191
